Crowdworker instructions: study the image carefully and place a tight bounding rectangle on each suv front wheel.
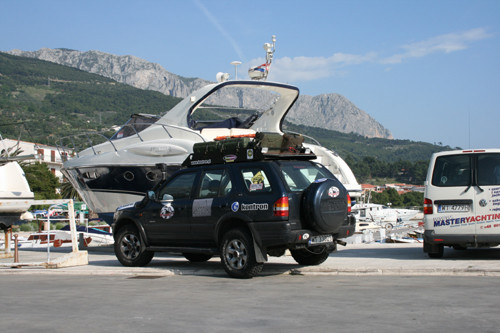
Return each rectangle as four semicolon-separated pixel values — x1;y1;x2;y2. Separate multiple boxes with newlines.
220;228;263;278
114;225;154;266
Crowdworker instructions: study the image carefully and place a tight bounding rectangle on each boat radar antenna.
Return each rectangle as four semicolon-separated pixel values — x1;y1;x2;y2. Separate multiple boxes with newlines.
248;35;276;81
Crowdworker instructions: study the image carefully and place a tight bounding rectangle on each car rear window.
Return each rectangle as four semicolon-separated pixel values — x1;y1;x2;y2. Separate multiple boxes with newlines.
240;167;272;193
477;154;500;186
432;153;500;187
432;155;471;187
279;161;333;191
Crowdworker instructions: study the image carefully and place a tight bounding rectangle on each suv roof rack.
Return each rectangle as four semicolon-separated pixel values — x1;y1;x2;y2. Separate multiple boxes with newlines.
182;132;316;167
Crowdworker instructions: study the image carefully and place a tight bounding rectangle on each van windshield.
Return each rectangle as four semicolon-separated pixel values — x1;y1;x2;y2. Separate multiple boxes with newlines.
432;153;500;187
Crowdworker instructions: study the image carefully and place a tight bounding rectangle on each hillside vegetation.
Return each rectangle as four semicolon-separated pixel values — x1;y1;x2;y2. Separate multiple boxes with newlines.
0;52;181;144
0;52;455;185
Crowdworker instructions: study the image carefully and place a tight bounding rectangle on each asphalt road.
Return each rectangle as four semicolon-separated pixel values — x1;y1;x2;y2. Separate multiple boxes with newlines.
2;274;500;333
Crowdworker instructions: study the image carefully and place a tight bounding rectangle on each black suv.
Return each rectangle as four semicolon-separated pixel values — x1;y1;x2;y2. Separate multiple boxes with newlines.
112;135;355;278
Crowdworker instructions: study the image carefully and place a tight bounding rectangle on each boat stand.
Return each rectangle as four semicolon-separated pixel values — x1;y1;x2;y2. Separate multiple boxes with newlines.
0;227;13;259
0;199;88;268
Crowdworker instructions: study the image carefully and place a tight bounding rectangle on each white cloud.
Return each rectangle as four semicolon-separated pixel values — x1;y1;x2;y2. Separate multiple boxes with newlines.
381;28;491;64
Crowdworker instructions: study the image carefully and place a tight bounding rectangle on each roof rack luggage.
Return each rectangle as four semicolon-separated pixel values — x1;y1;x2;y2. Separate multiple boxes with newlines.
182;132;316;167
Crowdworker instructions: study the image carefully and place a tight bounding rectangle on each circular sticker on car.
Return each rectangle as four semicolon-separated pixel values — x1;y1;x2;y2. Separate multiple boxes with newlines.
231;201;240;212
160;204;175;219
328;186;340;198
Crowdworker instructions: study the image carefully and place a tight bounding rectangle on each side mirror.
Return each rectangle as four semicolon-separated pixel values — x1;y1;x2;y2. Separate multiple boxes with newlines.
161;194;174;203
147;191;156;200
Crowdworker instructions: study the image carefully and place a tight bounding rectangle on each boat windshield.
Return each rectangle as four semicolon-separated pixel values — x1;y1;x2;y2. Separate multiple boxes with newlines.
189;85;280;130
110;114;160;141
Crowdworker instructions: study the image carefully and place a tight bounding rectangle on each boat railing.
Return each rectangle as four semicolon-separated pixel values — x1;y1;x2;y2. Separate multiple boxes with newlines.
284;131;322;146
57;122;206;159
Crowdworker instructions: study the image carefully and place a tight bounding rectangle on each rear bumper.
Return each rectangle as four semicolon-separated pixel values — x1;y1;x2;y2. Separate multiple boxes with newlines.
338;215;356;239
424;230;500;248
249;214;356;249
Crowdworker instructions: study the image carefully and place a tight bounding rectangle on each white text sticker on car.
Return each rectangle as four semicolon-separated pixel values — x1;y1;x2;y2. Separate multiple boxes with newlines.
193;198;213;217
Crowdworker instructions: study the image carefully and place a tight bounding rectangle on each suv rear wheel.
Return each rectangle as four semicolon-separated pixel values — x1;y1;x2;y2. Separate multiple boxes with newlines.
291;246;330;265
114;225;154;266
220;228;263;278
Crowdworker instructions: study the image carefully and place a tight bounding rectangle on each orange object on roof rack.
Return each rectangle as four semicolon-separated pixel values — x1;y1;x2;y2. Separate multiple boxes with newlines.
214;133;256;141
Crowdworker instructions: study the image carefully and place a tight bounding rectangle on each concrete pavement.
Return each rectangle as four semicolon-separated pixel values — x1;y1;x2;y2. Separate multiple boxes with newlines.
1;242;500;277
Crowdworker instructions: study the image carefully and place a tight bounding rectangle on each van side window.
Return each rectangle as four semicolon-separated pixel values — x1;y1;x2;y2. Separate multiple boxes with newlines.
431;155;471;187
477;154;500;186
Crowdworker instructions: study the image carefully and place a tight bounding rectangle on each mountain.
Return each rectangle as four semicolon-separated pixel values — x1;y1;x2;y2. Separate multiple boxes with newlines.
8;48;392;139
288;94;392;139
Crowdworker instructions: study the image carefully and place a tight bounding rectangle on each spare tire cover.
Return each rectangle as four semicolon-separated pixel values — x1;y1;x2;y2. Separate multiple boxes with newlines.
301;178;348;234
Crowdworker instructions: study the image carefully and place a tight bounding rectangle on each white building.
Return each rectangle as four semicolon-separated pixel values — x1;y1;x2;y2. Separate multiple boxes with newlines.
0;138;68;181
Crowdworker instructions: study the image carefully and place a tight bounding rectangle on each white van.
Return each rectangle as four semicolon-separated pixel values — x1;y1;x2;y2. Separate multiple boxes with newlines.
423;149;500;258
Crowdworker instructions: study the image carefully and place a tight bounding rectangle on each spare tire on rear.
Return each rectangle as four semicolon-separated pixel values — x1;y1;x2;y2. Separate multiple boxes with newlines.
301;178;348;234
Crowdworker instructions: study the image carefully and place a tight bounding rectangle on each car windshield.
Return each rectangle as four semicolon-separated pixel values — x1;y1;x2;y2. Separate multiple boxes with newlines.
278;161;333;192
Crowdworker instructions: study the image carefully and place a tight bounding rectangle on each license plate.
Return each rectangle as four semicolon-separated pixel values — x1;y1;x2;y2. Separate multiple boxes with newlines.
308;234;333;245
438;204;470;213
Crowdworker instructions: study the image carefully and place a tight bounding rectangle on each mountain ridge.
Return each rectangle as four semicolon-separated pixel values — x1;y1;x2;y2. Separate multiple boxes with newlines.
8;48;393;139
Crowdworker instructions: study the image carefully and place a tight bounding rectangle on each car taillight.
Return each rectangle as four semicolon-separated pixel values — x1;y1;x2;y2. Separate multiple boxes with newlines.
347;194;352;213
424;198;433;214
273;196;289;217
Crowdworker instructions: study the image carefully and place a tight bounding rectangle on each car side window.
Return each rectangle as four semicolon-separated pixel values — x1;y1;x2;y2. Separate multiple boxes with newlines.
159;172;197;200
240;167;272;192
198;169;227;198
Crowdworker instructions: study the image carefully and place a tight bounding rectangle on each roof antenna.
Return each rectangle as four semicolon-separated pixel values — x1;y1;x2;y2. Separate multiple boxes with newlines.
248;35;276;81
230;61;242;80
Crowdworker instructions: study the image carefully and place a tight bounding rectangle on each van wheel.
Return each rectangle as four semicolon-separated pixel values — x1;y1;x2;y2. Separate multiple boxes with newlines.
426;242;444;259
220;228;263;278
114;225;154;266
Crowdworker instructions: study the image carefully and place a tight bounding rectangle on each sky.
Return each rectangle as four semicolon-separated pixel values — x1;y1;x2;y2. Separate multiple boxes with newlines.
1;0;499;149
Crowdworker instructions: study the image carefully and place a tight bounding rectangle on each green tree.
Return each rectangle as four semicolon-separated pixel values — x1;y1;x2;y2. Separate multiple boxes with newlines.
401;191;424;207
22;162;61;200
372;188;403;207
60;179;81;200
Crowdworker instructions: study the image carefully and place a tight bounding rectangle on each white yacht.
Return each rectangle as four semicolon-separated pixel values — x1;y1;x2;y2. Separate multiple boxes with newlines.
352;202;420;228
0;139;35;230
61;36;362;224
